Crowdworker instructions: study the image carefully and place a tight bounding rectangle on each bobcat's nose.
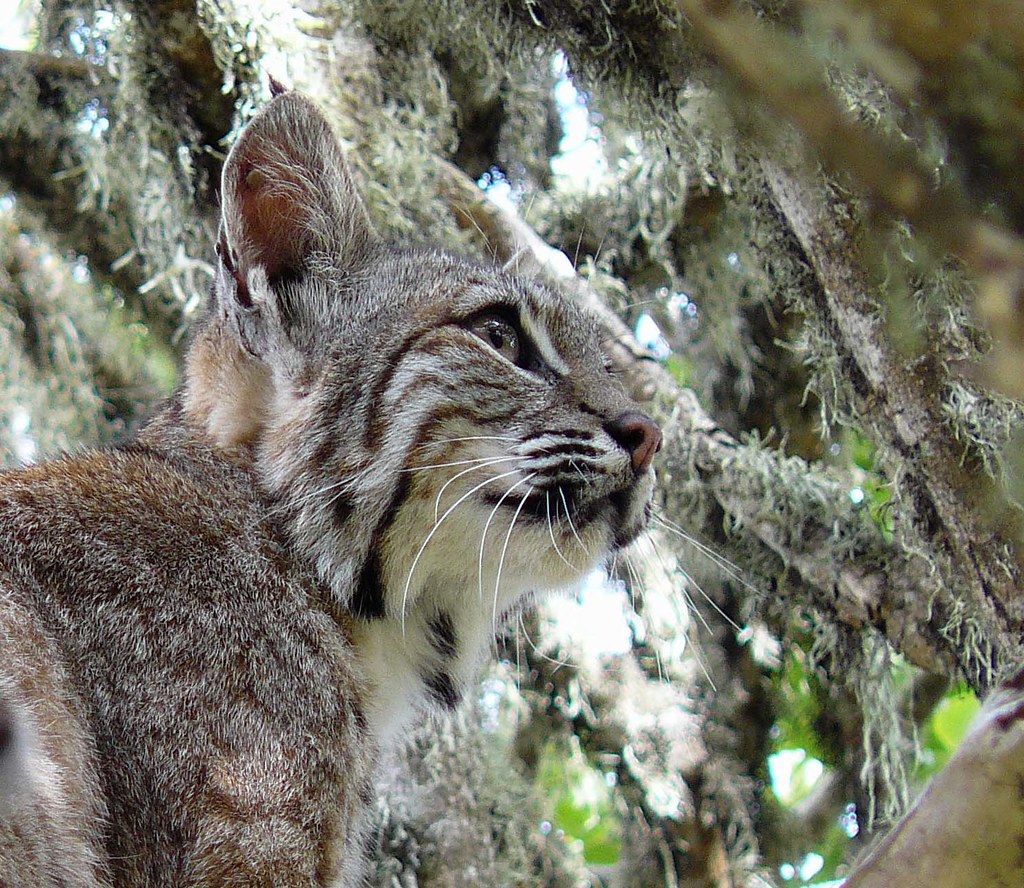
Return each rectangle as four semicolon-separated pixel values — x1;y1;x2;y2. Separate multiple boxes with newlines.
606;412;662;474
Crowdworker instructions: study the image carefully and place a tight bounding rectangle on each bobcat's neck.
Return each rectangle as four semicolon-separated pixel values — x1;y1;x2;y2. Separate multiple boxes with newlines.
348;584;513;741
181;313;274;452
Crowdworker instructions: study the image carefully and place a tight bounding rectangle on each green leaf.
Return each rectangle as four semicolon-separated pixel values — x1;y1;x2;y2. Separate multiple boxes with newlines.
931;688;980;752
916;683;980;780
536;741;622;868
664;354;692;386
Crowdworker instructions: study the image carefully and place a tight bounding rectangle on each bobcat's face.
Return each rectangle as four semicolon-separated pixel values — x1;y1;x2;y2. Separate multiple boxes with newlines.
285;251;657;619
187;92;660;732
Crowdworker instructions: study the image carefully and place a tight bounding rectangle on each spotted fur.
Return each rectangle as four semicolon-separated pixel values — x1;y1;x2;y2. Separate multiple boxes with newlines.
0;93;659;886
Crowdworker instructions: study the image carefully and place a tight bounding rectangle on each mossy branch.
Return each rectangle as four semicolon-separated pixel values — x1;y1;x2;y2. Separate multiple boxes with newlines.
0;47;148;300
0;47;102;83
1;4;251;346
133;0;239;153
671;0;1024;403
763;158;1024;685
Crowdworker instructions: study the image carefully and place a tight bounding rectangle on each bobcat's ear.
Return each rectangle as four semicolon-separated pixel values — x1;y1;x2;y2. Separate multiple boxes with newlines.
216;92;371;357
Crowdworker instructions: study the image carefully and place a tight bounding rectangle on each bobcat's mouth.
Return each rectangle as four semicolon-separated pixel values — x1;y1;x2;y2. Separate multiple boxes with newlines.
481;474;654;552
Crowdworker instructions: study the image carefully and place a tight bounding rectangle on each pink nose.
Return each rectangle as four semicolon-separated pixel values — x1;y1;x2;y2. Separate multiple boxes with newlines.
606;412;662;474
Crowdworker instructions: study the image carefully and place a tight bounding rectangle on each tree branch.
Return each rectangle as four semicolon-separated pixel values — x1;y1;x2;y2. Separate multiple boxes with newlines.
0;47;104;84
845;666;1024;887
763;158;1024;685
0;8;240;343
0;47;150;300
670;0;1024;404
135;0;239;152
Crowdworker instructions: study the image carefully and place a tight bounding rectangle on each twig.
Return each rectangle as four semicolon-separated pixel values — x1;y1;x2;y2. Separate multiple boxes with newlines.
0;48;105;84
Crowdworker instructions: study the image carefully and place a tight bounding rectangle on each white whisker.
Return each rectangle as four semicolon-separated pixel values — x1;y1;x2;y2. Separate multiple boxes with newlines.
568;458;588;482
433;456;521;521
650;521;748;635
269;477;351;515
619;552;643;610
558;486;587;553
643;533;719;691
401;455;515;473
321;482;354;516
493;481;537;630
517;611;574;671
400;468;522;635
545;489;575;570
522;189;538;226
572;220;586;270
646;534;716;635
502;247;529;273
478;474;536;605
652;512;759;596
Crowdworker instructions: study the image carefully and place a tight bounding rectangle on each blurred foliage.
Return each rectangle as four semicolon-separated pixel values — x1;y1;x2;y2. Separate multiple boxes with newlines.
914;683;980;781
537;739;623;868
770;644;831;766
765;640;982;884
0;194;174;462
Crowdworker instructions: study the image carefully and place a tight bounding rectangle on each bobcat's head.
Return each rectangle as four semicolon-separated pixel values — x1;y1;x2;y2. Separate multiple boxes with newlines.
184;92;660;733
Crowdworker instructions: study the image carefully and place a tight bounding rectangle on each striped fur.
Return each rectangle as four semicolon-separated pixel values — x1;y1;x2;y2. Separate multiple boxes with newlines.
0;92;659;885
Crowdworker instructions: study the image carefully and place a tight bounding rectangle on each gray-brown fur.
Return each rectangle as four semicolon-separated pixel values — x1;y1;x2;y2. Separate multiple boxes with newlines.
0;92;658;885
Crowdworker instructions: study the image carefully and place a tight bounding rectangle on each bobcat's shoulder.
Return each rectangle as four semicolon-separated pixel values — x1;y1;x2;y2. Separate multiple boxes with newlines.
0;426;373;887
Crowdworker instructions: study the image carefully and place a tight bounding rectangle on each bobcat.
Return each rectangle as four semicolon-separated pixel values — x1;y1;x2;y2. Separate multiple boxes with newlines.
0;91;660;886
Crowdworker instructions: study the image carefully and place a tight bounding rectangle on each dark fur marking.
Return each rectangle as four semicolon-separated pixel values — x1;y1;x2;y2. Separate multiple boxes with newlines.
427;611;458;660
531;442;603;459
379;474;410;534
0;702;14;758
423;670;459;710
352;701;368;734
358;779;374;808
363;328;437;450
525;429;592;442
309;431;338;475
352;549;386;619
114;440;154;457
350;473;412;620
481;488;575;511
330;490;354;526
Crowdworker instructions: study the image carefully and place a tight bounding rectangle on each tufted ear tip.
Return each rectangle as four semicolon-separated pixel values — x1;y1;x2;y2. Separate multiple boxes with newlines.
268;75;289;97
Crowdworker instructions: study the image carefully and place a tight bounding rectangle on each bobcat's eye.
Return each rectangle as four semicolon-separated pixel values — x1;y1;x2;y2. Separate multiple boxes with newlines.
470;313;522;365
